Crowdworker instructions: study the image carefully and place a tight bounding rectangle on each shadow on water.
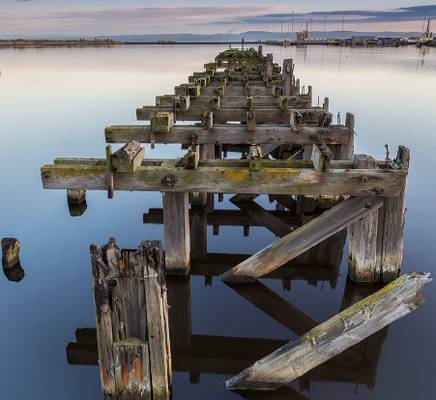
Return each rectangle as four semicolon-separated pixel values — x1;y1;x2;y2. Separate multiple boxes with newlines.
65;220;388;399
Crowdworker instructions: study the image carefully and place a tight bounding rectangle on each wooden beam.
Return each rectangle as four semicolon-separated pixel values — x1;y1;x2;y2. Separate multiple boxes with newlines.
106;125;351;145
137;107;322;124
226;273;431;391
221;197;384;283
41;161;407;197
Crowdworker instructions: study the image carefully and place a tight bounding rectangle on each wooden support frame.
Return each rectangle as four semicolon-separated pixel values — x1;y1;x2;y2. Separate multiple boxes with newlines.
221;196;384;283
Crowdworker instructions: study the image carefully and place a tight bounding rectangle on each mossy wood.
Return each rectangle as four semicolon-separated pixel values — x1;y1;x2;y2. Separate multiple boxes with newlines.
225;273;431;391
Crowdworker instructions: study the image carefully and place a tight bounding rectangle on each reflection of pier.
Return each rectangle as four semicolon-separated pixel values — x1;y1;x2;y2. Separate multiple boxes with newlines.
66;274;388;393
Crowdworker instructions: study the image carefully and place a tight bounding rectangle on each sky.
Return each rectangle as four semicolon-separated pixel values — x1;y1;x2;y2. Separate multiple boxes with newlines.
1;1;436;36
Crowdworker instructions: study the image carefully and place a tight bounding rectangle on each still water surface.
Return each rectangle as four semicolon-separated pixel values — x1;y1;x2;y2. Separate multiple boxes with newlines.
0;45;435;399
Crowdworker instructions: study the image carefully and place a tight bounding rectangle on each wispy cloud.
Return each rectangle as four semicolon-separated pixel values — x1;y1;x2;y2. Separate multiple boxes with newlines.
0;4;434;36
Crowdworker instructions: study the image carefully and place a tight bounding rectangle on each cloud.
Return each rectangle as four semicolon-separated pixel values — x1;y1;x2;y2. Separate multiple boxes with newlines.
231;5;436;25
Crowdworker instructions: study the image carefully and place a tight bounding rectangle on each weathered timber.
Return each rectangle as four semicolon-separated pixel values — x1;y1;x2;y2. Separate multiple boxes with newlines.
226;273;431;391
1;238;20;266
377;145;410;281
137;107;322;124
311;144;334;172
67;189;87;216
221;197;384;283
41;160;407;197
90;239;171;399
348;155;380;282
111;141;144;173
162;192;190;275
281;59;293;96
231;199;293;237
106;125;351;145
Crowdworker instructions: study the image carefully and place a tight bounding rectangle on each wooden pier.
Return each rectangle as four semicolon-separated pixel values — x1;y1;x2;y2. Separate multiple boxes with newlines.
40;47;425;396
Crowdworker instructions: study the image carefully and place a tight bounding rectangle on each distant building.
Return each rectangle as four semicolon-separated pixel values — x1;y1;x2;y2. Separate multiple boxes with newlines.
350;36;377;47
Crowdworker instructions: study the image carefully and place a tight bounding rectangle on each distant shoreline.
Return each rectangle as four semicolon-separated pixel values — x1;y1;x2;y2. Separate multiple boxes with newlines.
0;38;432;49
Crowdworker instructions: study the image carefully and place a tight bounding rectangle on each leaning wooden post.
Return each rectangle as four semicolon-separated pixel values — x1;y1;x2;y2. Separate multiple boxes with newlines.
377;145;410;282
348;155;380;282
226;273;431;391
90;239;172;399
163;192;191;275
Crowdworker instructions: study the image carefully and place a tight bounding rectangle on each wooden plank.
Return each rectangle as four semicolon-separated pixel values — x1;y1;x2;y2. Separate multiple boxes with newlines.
162;192;190;275
226;280;317;335
137;107;320;124
231;199;293;238
42;161;407;198
221;197;384;283
106;125;350;145
226;273;431;390
142;242;172;398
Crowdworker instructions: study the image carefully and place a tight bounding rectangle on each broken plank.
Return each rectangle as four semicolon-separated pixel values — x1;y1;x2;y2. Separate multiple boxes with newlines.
226;273;431;391
221;197;384;283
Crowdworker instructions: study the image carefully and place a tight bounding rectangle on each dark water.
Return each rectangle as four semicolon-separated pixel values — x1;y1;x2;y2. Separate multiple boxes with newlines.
0;45;435;400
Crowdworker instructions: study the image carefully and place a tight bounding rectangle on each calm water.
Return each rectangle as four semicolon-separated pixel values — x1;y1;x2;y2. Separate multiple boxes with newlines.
0;45;435;400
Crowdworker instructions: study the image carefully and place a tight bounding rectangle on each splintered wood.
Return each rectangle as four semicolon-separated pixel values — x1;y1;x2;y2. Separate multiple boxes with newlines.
90;238;171;399
226;273;431;391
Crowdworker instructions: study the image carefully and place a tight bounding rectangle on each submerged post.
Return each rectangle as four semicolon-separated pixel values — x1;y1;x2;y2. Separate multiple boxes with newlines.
90;239;172;399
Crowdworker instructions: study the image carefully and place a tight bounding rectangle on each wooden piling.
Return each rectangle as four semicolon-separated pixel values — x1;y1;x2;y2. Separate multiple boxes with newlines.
90;239;172;399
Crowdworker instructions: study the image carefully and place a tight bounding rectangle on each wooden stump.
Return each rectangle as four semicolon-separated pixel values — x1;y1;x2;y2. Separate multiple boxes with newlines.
90;239;172;399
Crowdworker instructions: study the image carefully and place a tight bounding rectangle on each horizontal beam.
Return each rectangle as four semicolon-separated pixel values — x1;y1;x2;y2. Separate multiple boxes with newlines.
105;125;351;145
137;107;321;124
41;160;407;197
221;197;384;282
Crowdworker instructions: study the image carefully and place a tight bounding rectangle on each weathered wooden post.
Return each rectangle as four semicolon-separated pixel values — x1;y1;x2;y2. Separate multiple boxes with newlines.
90;239;172;399
377;145;410;282
162;192;191;275
67;189;87;217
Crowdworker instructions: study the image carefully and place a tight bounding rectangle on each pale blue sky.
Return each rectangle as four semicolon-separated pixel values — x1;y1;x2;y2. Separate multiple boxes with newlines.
2;1;435;36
